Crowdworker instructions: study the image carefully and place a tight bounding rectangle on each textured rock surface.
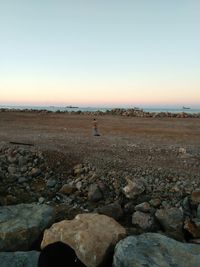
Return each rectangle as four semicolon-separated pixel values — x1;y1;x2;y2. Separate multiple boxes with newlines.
155;207;184;240
0;251;39;267
41;213;126;267
113;233;200;267
123;177;145;199
132;211;155;230
0;203;54;251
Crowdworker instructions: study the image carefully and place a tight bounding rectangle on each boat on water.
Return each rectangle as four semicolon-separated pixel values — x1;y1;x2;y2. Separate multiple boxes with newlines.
182;106;191;110
65;106;79;109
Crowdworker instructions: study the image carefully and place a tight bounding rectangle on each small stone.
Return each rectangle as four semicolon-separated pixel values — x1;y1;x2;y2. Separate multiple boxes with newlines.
88;184;103;202
184;218;200;238
8;166;16;174
132;211;155;230
46;179;56;188
76;181;82;191
123;177;145;199
149;198;161;208
191;191;200;204
38;197;45;204
18;177;27;183
135;202;151;213
59;184;76;195
30;168;41;177
97;202;123;220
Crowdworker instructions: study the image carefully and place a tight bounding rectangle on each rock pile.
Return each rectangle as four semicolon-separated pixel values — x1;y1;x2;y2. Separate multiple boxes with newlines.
1;144;200;266
1;107;200;118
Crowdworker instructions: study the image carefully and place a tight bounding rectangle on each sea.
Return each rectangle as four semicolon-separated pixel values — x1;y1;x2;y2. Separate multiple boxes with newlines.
0;105;200;114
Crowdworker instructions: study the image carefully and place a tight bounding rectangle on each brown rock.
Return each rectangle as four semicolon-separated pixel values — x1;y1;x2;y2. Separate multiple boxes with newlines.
59;184;76;195
191;191;200;204
184;218;200;238
41;213;126;267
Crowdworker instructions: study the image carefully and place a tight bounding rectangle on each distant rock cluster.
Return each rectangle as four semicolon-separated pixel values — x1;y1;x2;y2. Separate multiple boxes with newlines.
1;107;200;118
1;145;200;266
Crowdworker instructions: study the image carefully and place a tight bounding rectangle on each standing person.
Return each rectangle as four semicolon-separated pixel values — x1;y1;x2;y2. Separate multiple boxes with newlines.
92;118;100;136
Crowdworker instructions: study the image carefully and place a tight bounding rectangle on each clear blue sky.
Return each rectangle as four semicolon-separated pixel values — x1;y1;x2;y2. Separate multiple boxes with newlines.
0;0;200;107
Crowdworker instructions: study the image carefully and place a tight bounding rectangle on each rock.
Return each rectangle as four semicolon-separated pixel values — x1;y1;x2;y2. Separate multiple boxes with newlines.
113;233;200;267
38;197;45;204
191;190;200;204
155;207;184;240
97;202;123;220
76;181;82;191
135;202;151;212
132;211;155;230
30;168;41;177
182;196;191;216
74;164;84;175
4;195;17;205
8;166;17;174
123;177;145;199
88;184;103;202
41;213;126;267
59;184;76;195
0;203;55;251
18;177;27;183
184;217;200;238
46;179;57;188
149;198;161;208
179;147;187;154
0;251;39;267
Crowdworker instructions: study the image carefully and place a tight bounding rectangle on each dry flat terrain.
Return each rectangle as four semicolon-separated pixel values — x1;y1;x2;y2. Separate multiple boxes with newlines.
0;111;200;227
0;111;200;174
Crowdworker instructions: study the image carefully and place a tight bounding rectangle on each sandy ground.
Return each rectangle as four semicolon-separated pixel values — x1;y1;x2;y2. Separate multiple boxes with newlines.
0;111;200;175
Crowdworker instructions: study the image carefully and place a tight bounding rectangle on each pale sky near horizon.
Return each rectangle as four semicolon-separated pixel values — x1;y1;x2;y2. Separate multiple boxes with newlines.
0;0;200;107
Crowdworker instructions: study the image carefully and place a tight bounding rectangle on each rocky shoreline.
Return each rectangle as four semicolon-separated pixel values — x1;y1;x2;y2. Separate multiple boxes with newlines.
1;107;200;118
1;144;200;266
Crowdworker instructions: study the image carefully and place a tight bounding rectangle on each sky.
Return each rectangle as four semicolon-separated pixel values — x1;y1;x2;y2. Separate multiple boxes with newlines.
0;0;200;107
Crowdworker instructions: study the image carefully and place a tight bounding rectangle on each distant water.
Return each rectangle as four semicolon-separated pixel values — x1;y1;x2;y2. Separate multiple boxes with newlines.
0;105;200;114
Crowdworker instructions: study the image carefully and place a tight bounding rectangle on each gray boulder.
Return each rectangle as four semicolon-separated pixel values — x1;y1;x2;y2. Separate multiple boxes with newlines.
0;251;39;267
113;233;200;267
0;203;55;251
155;207;184;240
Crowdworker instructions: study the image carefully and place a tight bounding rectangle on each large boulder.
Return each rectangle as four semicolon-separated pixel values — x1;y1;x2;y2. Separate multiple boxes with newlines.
41;213;126;267
113;233;200;267
0;203;55;251
0;251;39;267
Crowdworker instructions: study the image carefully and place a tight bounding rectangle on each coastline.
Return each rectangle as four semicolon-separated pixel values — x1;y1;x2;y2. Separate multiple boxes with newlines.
0;107;200;118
